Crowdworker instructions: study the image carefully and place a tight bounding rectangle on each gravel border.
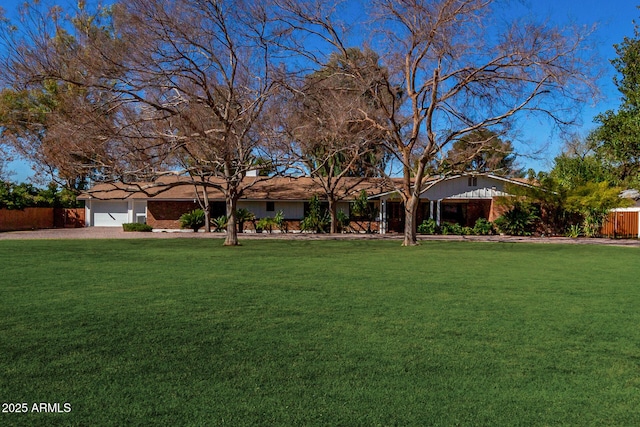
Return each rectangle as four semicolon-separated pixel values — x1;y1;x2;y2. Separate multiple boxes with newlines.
1;227;639;246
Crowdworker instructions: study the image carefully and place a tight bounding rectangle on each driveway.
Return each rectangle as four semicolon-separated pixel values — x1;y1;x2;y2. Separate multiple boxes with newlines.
0;227;222;240
1;227;639;246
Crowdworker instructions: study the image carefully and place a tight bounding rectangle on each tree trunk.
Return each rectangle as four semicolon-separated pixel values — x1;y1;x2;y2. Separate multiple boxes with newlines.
224;195;239;246
202;191;211;233
328;197;337;234
402;195;420;246
204;208;211;233
195;179;212;232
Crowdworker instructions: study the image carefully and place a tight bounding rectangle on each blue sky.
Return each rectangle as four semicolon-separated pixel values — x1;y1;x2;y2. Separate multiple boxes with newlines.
516;0;639;171
1;0;638;181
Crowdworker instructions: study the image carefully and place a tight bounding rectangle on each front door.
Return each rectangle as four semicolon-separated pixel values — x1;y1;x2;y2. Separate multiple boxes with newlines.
386;201;404;233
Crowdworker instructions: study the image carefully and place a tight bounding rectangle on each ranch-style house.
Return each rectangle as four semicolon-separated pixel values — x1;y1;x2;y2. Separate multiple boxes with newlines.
77;174;533;233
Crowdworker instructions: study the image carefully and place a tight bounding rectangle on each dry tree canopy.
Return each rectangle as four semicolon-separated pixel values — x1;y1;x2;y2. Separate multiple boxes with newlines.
0;0;599;245
273;0;598;244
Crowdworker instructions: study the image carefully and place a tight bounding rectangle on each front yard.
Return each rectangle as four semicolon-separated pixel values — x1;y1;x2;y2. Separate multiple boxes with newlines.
1;239;639;425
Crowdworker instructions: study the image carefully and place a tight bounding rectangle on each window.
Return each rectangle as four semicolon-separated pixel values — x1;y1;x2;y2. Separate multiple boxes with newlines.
303;201;329;216
266;201;275;212
211;202;226;218
468;176;477;186
442;202;467;224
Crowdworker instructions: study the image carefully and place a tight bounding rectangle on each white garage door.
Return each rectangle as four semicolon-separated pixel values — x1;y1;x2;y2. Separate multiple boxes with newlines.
92;201;129;227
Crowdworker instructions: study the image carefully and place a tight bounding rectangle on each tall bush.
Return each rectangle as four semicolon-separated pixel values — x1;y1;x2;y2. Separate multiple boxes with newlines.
566;181;632;237
336;209;350;233
494;202;539;236
301;195;330;233
472;218;494;235
0;181;79;209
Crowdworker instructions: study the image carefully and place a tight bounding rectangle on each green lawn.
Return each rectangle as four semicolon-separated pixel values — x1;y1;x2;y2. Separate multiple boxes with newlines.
1;239;640;426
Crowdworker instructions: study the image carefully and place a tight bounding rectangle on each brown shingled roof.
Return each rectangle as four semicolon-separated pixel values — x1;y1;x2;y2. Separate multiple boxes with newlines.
78;176;396;202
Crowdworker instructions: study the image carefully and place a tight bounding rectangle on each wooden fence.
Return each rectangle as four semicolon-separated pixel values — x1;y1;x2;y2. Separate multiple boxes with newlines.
600;210;639;238
0;207;54;231
0;207;85;232
54;208;86;228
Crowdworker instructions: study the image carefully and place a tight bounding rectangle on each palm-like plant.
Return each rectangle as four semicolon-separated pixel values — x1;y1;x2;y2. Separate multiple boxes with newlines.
234;208;255;233
179;209;206;232
211;215;228;232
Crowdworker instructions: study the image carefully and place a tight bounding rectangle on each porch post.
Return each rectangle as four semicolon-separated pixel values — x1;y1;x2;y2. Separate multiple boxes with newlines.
436;199;441;226
86;199;92;227
379;199;387;234
429;200;434;220
128;200;135;223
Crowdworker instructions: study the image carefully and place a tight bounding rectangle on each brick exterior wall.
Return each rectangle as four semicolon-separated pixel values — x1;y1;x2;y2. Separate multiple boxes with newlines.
147;200;199;229
489;197;509;222
242;220;301;233
466;200;492;227
348;221;381;233
147;202;383;233
240;220;381;234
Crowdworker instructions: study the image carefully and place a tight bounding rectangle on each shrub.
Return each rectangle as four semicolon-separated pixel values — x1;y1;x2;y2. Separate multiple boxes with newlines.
255;211;285;234
235;208;255;233
0;181;80;209
582;210;607;237
336;209;350;233
441;222;465;235
351;190;376;220
211;215;228;232
179;209;206;231
494;202;539;236
274;210;287;233
301;195;330;233
256;217;277;233
472;218;494;235
566;224;582;238
566;182;632;237
122;223;153;232
417;218;440;234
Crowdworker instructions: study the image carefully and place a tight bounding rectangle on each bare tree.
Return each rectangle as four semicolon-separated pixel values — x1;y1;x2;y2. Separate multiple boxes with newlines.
275;0;599;245
109;0;281;245
0;2;170;190
0;82;119;191
0;0;281;245
279;48;389;233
